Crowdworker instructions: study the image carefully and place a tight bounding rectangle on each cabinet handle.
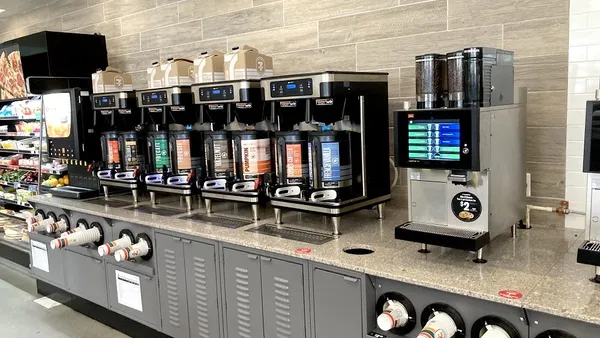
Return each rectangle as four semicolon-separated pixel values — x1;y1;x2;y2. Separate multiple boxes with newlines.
260;257;272;262
247;254;258;260
181;239;191;244
343;276;358;283
92;258;102;264
172;236;181;241
142;275;153;281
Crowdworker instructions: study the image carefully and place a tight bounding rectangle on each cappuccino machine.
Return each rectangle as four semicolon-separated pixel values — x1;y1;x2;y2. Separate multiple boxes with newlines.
91;70;145;203
261;71;391;235
394;47;526;262
192;79;272;221
578;92;600;282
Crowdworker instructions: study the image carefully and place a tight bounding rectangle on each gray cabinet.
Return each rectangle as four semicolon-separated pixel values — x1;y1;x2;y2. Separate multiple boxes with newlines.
261;257;306;338
64;250;108;308
184;239;221;338
156;233;190;338
223;248;264;338
29;232;66;288
312;268;363;338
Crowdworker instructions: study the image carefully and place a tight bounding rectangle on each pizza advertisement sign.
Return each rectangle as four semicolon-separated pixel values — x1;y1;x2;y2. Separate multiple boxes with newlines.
0;44;27;100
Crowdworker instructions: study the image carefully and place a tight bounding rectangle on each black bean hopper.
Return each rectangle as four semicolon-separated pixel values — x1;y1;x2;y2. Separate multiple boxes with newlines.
191;79;272;221
260;71;391;236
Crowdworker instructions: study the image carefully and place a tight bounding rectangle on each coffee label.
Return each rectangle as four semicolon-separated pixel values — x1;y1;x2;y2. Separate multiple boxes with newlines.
240;138;271;180
212;139;233;177
154;138;170;169
176;139;192;170
286;144;302;179
107;140;120;165
124;140;138;166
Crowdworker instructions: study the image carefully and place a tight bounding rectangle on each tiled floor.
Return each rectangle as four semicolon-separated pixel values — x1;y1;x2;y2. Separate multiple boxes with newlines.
0;263;127;338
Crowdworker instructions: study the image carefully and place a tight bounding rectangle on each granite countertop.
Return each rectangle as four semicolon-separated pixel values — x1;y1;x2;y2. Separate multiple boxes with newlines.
28;194;599;325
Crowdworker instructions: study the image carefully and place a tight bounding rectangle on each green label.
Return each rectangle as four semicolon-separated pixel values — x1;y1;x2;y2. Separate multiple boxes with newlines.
154;139;170;169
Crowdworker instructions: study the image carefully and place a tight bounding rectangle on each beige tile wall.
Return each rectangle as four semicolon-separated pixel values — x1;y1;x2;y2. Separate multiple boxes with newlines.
0;0;570;224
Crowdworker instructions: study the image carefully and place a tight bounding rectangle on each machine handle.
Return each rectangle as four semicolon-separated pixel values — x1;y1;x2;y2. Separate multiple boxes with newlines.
260;257;272;262
277;137;286;184
343;276;358;283
311;137;322;189
181;239;191;244
247;254;258;260
206;136;214;177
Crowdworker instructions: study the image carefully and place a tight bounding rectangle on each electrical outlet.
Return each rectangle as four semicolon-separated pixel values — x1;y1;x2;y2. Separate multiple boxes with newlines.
526;172;531;197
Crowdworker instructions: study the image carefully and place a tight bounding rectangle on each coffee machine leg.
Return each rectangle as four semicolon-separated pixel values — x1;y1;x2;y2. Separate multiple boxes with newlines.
197;196;203;210
511;223;517;238
205;199;213;214
132;189;139;204
150;191;156;205
418;243;431;254
473;248;487;264
185;196;192;211
376;203;385;220
332;216;341;237
251;204;259;221
103;186;109;200
274;208;282;225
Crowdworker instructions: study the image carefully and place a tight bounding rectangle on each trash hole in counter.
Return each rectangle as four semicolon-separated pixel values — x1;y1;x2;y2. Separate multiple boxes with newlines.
343;245;375;255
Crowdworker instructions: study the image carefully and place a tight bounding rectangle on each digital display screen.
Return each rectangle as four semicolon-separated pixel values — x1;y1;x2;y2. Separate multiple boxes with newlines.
212;89;221;94
271;78;313;97
408;119;461;161
151;94;158;99
141;90;168;105
102;97;108;102
286;83;297;89
199;85;234;102
94;94;116;109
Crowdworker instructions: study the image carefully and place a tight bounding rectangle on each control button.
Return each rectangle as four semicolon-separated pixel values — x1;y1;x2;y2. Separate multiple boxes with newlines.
462;147;469;154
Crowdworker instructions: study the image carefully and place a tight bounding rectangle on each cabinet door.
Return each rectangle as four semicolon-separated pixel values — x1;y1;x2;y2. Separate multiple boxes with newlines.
260;257;306;338
184;240;221;338
156;234;190;338
223;248;264;338
313;269;363;338
64;250;108;308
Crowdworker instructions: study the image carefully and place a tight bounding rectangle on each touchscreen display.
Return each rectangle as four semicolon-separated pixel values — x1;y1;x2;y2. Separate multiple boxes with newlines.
408;119;460;161
43;92;72;139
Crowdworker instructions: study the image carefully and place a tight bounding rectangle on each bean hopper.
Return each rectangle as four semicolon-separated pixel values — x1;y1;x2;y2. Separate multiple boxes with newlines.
191;79;272;221
92;91;145;203
135;86;204;211
261;71;391;235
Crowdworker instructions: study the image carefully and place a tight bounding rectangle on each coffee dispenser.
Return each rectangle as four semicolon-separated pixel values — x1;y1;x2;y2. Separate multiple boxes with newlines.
136;85;204;210
191;79;271;221
395;47;523;262
92;91;145;203
261;71;390;235
577;95;600;282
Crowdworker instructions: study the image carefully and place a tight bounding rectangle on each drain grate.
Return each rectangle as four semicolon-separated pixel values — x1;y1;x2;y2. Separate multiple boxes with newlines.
399;222;485;239
583;240;600;252
180;214;253;229
85;198;133;208
125;205;186;216
247;224;334;245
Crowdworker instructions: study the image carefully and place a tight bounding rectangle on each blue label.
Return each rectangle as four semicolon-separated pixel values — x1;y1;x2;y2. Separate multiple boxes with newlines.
322;142;340;182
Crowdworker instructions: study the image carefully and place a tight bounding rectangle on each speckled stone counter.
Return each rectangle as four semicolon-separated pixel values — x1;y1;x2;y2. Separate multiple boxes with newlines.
28;194;599;326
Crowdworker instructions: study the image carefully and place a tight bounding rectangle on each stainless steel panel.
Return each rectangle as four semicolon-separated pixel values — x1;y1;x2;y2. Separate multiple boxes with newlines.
409;180;447;225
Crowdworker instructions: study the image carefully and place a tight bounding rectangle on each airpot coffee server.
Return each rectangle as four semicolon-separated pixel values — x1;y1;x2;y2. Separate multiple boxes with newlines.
394;47;525;262
192;79;272;221
261;71;390;235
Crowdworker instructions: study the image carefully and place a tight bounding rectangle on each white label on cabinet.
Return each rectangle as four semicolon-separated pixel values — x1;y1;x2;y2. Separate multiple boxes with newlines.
410;171;421;180
31;240;49;272
115;270;143;312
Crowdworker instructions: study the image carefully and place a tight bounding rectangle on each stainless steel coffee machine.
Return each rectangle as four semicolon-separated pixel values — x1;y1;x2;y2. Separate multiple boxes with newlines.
261;71;391;235
191;79;272;221
395;47;525;262
578;94;600;282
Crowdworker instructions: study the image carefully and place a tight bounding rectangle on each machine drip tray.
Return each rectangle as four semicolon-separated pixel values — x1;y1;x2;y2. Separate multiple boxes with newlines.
577;240;600;266
395;222;490;251
85;198;133;208
247;224;334;245
125;205;186;216
180;214;254;229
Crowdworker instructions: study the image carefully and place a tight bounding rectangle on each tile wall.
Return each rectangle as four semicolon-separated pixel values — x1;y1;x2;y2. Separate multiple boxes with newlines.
0;0;570;222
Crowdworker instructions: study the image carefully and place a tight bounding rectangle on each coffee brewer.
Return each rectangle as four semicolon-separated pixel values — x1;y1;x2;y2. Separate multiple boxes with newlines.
92;91;145;203
135;86;204;210
395;47;524;262
577;93;600;282
191;79;272;221
261;71;390;235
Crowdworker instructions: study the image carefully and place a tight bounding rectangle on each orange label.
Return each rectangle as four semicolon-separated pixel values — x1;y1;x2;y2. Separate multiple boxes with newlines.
176;139;192;170
286;144;302;178
241;138;271;179
107;140;120;164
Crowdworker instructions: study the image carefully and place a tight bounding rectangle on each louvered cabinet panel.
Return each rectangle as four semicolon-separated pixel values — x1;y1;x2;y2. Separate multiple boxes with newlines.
223;248;264;338
156;233;190;338
260;257;306;338
183;240;222;338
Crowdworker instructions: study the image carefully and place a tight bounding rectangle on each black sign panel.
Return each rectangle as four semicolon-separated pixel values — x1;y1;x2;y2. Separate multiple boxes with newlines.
451;192;482;222
94;95;116;109
199;85;234;101
271;78;313;97
141;90;168;105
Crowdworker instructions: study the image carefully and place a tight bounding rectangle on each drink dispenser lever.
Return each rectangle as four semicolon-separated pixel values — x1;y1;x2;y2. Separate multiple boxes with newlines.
98;230;134;257
418;311;458;338
114;233;152;262
50;225;103;249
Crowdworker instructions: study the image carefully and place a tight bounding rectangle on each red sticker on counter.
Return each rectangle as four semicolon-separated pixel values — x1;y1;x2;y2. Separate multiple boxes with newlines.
295;248;312;254
498;290;523;299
